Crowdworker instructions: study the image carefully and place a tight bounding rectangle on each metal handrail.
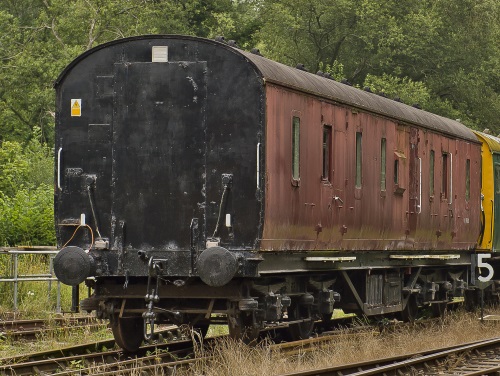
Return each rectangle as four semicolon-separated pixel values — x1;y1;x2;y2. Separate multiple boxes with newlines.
0;247;61;312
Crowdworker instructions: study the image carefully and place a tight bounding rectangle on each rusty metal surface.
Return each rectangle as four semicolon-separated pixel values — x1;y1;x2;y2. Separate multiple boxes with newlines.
240;49;478;143
261;84;481;252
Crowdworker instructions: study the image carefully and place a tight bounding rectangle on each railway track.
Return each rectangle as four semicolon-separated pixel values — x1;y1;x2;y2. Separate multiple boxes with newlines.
0;326;186;375
0;317;362;375
278;337;500;376
0;312;481;375
0;316;106;341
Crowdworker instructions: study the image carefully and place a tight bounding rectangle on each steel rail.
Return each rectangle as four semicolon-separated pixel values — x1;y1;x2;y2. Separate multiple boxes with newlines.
277;337;500;376
3;324;107;341
0;335;215;376
0;316;98;332
49;344;205;375
0;327;182;375
0;318;361;375
0;317;105;342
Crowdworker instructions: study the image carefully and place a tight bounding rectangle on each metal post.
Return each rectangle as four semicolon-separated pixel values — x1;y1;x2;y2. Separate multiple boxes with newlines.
13;254;18;311
56;281;61;313
48;256;53;302
481;288;484;322
71;285;80;313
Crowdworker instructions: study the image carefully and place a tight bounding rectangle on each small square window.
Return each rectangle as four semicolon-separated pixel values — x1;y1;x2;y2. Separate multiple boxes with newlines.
152;46;168;62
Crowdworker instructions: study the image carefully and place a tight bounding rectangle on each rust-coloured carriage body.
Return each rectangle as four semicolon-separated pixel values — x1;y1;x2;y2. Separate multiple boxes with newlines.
248;54;482;253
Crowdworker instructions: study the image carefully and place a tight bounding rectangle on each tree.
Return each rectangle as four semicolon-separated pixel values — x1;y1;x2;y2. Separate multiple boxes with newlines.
0;0;261;144
255;0;499;131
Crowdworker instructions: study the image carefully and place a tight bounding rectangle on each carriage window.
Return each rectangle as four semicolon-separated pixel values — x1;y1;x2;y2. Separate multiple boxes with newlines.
466;159;470;201
442;153;449;199
394;160;399;185
292;116;300;181
322;125;332;182
495;164;500;194
356;132;362;188
380;138;386;191
430;150;435;196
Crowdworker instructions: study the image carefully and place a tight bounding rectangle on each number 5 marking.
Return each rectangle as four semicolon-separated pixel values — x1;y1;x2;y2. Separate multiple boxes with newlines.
478;254;494;282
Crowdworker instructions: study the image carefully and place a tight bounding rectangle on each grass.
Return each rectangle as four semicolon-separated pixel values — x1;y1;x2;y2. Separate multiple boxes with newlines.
0;317;110;359
0;252;86;318
181;307;500;376
0;306;499;375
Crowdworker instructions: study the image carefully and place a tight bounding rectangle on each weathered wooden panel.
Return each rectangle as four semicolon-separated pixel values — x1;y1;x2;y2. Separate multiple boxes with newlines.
261;83;481;252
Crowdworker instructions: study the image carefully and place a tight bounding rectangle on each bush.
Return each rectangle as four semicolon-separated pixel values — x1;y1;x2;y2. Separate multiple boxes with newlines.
0;184;55;246
0;129;55;246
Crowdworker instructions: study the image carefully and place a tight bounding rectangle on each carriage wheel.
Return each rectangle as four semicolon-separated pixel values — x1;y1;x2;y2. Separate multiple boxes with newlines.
111;314;144;352
401;294;419;322
227;311;260;344
431;301;448;319
464;289;480;312
184;313;210;339
320;313;333;330
288;302;314;340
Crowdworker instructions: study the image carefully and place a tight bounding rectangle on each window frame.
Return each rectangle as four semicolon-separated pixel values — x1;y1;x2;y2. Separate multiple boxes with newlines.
355;132;362;188
430;150;435;196
380;138;386;191
465;158;470;201
394;159;399;185
291;116;300;183
322;125;333;183
442;152;449;200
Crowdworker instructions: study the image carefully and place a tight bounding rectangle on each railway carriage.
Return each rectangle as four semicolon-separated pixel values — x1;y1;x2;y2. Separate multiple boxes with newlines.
53;35;487;351
474;131;500;252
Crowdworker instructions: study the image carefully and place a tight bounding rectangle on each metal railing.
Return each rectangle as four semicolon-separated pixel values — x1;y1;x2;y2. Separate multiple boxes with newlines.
0;246;61;312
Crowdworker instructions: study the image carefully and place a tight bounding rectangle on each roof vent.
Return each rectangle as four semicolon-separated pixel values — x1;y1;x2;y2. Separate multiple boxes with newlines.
214;36;226;43
340;78;352;86
228;40;239;48
363;86;372;93
316;70;325;77
412;103;422;109
296;63;307;71
250;48;262;56
152;46;168;62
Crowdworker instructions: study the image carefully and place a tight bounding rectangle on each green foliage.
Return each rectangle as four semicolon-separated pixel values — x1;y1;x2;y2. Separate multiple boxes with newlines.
0;128;54;246
0;141;28;197
255;0;499;132
363;74;431;106
1;0;494;139
0;0;261;144
0;183;56;246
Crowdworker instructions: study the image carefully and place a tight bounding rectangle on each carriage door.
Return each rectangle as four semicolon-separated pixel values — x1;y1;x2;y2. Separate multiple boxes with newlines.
493;158;500;251
408;127;420;236
111;61;207;251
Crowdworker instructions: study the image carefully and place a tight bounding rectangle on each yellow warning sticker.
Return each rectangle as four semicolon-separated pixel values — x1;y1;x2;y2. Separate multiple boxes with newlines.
71;99;81;117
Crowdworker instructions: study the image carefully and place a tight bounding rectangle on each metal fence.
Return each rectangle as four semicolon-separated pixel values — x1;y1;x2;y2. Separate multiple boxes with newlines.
0;246;61;312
